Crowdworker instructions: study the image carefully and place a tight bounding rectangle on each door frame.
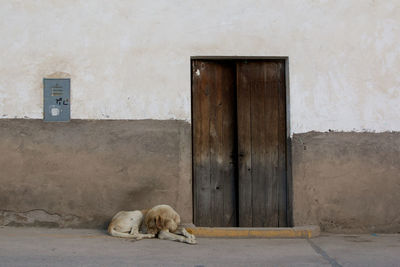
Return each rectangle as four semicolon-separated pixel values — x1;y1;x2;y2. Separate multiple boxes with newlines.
190;56;293;227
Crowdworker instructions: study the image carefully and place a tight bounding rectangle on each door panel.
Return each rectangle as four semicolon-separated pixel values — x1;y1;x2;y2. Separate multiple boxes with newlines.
192;59;287;227
237;61;287;227
192;60;237;227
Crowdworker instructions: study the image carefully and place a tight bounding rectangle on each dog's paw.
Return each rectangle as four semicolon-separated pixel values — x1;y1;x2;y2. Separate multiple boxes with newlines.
185;237;197;245
186;233;196;240
182;229;196;240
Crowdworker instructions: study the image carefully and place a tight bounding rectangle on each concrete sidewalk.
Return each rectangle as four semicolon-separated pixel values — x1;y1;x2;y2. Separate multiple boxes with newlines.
0;227;399;267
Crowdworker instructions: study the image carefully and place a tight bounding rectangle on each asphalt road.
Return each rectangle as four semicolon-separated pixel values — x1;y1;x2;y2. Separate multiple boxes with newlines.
0;227;399;267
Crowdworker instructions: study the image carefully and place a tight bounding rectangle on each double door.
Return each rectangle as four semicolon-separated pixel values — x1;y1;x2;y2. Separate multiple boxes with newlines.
192;59;288;227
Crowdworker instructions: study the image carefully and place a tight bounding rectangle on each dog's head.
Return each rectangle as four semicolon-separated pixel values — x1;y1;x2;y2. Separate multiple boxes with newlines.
145;215;177;235
144;205;181;234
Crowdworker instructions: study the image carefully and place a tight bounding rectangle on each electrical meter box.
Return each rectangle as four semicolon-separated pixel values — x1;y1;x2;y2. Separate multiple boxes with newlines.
43;78;70;122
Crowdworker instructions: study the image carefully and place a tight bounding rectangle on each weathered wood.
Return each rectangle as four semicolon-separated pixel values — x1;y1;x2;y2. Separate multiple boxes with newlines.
237;60;287;227
193;59;287;227
221;65;237;227
264;63;280;227
192;60;236;227
192;60;211;227
277;62;288;227
236;62;253;227
251;64;268;227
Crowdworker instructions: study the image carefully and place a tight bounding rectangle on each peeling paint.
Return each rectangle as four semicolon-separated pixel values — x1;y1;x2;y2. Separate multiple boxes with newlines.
0;209;80;228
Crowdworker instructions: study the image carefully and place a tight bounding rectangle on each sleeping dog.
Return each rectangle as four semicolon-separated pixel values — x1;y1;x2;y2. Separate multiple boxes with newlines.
107;210;155;240
108;205;196;244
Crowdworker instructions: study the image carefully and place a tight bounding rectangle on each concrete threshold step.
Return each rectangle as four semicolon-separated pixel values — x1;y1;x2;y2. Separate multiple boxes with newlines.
186;225;320;238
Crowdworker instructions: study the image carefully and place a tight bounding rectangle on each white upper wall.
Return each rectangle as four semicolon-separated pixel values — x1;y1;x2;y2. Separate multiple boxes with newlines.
0;0;399;133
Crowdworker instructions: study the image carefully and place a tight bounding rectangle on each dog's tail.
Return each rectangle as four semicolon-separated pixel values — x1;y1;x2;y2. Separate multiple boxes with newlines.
108;225;138;239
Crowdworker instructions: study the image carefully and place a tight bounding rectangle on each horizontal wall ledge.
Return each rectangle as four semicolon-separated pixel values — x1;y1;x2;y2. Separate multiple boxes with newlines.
186;226;320;239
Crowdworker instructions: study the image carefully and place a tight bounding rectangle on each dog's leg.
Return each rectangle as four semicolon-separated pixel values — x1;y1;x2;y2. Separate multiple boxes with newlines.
174;227;196;240
138;233;155;239
158;230;197;244
129;226;155;240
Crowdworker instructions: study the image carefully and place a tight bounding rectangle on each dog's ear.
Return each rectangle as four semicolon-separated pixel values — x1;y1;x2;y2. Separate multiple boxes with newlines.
155;215;164;229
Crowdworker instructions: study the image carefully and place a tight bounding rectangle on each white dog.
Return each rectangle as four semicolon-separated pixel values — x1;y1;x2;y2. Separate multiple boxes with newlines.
108;205;196;244
144;205;196;244
108;210;155;240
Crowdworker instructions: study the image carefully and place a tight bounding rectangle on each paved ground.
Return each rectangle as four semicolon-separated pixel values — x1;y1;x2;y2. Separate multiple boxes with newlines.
0;227;399;267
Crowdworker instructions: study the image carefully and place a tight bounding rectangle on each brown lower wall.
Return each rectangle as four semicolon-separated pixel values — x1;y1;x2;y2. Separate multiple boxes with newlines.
0;119;399;232
292;132;400;233
0;119;192;228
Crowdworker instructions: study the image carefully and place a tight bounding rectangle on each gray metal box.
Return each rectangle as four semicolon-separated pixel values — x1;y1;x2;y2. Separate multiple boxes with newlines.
43;79;70;122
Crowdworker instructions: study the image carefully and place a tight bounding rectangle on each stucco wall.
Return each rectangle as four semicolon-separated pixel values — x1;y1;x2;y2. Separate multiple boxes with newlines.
0;119;192;228
0;0;399;133
0;1;399;232
292;132;400;233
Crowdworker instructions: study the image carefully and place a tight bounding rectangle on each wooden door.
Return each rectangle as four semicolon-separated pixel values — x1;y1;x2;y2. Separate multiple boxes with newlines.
237;60;287;227
192;59;287;227
192;60;237;227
